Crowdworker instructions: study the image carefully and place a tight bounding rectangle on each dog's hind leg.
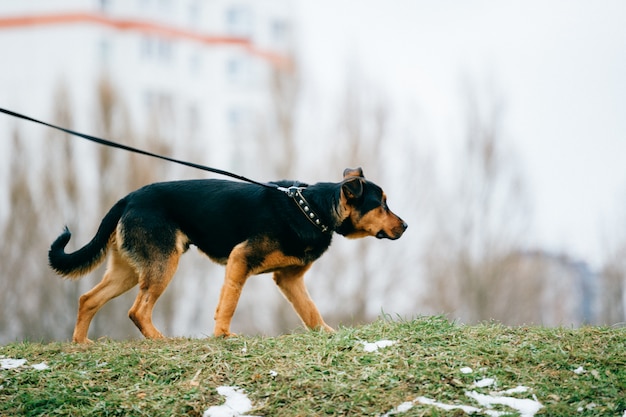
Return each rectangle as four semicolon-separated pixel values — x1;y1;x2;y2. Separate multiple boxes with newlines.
73;245;139;343
273;265;334;333
127;251;181;339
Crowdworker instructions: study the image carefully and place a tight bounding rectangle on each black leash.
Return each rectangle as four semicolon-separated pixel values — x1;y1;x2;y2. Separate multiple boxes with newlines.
0;106;333;233
0;107;274;189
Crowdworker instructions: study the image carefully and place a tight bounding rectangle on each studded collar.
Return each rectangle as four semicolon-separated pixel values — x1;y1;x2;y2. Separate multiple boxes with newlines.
278;186;331;233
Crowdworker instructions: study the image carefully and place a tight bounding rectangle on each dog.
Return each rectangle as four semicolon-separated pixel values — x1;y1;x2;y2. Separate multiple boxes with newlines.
49;167;407;343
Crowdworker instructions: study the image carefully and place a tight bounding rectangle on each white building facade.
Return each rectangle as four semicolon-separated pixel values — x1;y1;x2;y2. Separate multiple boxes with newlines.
0;0;293;172
0;1;297;340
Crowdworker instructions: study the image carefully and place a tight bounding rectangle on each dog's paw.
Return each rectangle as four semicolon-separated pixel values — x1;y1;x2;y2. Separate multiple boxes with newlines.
214;329;237;338
320;324;336;333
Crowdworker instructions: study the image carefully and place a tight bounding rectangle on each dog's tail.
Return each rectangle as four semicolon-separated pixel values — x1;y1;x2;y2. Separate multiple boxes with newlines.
49;197;128;279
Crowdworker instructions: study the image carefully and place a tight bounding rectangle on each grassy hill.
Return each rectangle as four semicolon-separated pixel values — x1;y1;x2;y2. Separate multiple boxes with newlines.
1;316;624;416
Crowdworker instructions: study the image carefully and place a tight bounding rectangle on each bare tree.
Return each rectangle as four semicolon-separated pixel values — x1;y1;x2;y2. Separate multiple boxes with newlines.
423;79;532;324
0;128;46;341
268;53;300;179
228;54;305;335
600;248;626;325
309;67;400;327
598;207;626;325
87;75;182;338
232;58;398;334
0;82;81;342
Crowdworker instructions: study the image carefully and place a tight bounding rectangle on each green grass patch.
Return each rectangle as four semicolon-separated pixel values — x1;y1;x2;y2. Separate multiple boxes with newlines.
1;316;624;416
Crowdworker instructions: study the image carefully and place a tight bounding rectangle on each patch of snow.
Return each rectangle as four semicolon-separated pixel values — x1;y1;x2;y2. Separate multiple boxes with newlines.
416;397;485;414
396;402;413;412
362;340;397;352
573;366;585;374
203;386;259;417
380;400;417;417
473;377;495;388
31;362;49;370
380;400;413;417
1;358;27;369
382;378;542;417
580;402;597;411
496;386;529;395
466;390;543;417
383;397;501;417
460;366;473;374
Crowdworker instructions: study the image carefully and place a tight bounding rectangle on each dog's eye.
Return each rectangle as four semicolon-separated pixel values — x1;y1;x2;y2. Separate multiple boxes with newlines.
382;200;389;211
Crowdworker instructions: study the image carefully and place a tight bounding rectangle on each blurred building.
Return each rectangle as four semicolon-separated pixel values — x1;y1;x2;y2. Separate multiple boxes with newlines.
514;250;599;326
0;0;293;171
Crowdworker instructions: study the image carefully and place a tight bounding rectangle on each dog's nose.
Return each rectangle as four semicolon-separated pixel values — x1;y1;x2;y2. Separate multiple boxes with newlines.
401;221;408;231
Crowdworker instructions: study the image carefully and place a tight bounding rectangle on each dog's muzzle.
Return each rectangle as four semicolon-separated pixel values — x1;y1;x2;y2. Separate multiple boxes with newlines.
376;221;408;240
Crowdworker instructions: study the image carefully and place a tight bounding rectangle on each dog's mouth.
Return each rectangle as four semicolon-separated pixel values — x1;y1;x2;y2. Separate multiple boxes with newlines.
376;230;394;240
376;223;408;240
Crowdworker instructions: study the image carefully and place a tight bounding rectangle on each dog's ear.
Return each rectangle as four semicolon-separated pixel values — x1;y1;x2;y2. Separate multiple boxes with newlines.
341;177;363;200
343;167;364;179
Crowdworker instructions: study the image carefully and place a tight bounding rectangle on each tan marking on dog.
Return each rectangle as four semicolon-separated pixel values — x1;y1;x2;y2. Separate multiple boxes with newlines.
274;265;334;332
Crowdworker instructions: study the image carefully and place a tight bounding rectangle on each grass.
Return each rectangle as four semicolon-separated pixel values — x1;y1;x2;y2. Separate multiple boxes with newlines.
1;316;624;416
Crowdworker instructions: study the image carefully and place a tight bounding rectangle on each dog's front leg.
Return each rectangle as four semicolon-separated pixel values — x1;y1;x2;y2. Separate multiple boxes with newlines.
274;265;335;333
214;243;251;337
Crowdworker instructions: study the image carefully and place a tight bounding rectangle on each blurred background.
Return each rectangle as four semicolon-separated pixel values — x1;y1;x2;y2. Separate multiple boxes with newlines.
1;0;625;343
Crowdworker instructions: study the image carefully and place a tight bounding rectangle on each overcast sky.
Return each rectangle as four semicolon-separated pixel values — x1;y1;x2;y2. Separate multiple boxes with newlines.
295;0;626;266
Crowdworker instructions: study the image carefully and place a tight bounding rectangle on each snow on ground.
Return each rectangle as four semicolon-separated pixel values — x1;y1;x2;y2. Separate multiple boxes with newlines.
1;358;27;369
382;370;543;417
203;386;259;417
202;339;399;416
385;388;543;417
473;377;496;388
361;339;397;352
415;397;484;415
1;358;48;370
466;390;543;417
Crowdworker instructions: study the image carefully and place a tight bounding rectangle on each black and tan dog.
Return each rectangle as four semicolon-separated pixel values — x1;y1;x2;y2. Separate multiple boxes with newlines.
49;167;407;343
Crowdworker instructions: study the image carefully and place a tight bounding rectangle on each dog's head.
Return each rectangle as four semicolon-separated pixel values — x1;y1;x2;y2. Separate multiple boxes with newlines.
335;167;407;240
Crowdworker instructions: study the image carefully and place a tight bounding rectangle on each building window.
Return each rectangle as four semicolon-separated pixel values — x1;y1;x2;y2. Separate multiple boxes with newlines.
188;1;201;28
158;0;172;11
99;0;112;12
226;6;252;37
226;58;241;81
271;19;289;46
226;56;251;84
141;36;154;59
228;107;242;129
189;50;202;75
140;36;174;64
99;39;111;66
157;38;173;62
